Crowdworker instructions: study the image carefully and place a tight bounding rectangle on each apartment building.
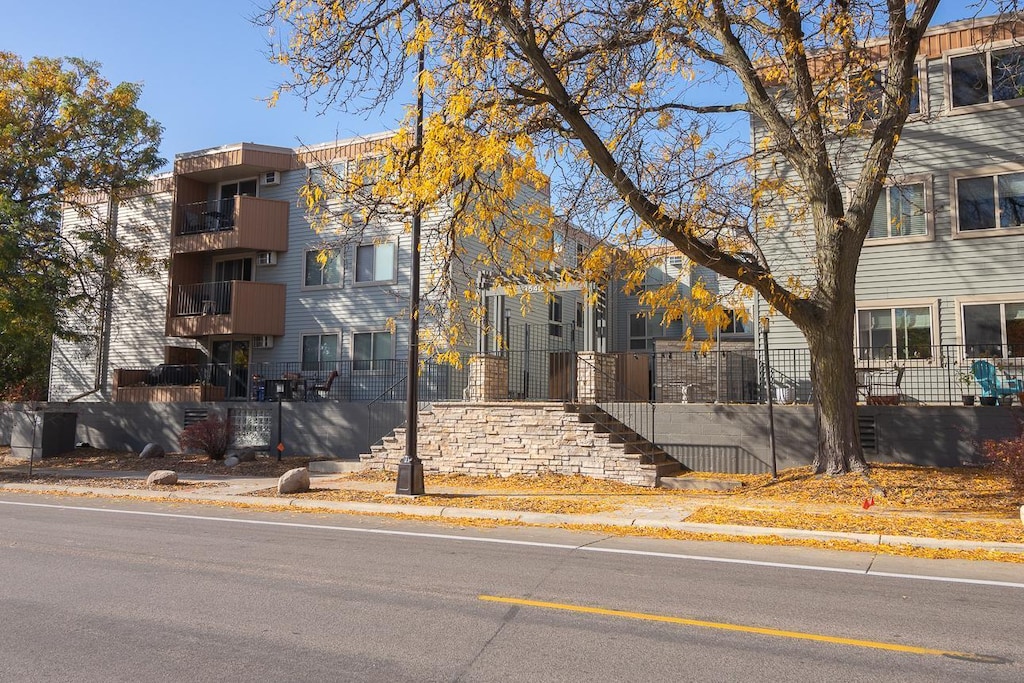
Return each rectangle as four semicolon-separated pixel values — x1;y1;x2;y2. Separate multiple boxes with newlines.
752;15;1024;403
48;134;714;404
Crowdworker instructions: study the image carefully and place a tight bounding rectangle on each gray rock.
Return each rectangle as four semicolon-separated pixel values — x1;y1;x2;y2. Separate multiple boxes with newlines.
235;447;257;463
224;456;240;468
277;467;310;495
139;443;165;459
146;470;178;486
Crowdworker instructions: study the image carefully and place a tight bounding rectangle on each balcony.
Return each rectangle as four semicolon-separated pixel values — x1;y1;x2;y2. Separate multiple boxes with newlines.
166;280;285;338
171;196;289;254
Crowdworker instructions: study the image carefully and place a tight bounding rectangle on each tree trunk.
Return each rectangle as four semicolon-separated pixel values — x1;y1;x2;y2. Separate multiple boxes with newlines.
804;319;868;475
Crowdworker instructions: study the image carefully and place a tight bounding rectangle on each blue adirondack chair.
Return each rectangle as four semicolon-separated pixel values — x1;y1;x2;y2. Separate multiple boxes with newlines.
970;360;1023;398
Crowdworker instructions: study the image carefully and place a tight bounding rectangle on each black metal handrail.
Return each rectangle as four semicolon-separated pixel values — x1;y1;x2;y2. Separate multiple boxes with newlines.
177;199;238;235
575;353;659;464
174;281;233;317
366;374;411;448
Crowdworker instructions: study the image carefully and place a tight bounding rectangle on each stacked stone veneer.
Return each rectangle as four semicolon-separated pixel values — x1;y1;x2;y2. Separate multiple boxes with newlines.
467;354;509;401
576;351;617;403
361;402;660;487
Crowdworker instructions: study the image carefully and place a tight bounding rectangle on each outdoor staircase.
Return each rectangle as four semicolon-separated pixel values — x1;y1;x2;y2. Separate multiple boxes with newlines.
360;401;683;487
563;403;684;481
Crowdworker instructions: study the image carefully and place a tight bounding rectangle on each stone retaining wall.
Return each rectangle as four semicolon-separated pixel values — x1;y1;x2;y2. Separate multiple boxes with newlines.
361;402;659;486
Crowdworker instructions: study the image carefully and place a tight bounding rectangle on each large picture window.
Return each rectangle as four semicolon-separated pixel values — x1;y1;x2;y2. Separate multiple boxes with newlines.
868;183;927;239
628;313;662;351
301;333;339;371
353;331;393;370
355;241;396;283
951;45;1024;108
956;171;1024;231
963;302;1024;358
304;248;341;287
857;307;933;360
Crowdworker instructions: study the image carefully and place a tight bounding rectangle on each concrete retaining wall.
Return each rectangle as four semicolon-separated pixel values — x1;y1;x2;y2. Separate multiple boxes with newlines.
644;404;1021;473
2;401;371;460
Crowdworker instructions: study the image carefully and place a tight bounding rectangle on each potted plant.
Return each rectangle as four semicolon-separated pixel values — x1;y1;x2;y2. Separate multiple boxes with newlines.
957;371;975;406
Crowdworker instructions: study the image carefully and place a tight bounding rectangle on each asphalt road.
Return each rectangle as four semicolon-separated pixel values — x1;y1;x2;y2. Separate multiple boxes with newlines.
1;492;1021;682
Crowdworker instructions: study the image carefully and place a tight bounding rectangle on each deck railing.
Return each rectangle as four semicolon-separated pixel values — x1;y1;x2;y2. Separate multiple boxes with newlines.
177;198;237;235
173;281;233;317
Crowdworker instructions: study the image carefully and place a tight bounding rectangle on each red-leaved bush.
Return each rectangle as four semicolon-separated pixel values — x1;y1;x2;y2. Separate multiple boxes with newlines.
179;414;233;460
982;435;1024;494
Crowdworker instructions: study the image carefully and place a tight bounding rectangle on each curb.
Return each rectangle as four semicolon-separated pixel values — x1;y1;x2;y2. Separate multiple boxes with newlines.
2;481;1022;554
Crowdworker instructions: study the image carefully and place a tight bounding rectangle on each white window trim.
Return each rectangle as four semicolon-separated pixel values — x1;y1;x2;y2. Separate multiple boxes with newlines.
954;293;1024;356
950;164;1024;238
353;238;399;287
944;39;1024;115
299;330;342;368
350;329;395;372
854;298;940;366
846;58;929;124
860;175;935;246
302;247;343;291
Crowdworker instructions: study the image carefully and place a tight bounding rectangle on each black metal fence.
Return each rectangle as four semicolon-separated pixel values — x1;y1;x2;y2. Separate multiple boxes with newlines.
178;199;237;235
504;323;582;401
249;359;470;403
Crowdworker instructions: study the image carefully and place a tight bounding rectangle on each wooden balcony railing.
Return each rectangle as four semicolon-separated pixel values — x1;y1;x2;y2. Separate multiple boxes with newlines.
166;280;285;338
171;195;288;254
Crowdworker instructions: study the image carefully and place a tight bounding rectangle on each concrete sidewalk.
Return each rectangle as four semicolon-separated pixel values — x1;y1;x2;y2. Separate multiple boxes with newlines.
2;467;1023;556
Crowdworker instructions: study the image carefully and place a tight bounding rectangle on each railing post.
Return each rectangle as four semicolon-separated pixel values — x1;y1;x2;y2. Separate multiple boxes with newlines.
577;351;616;403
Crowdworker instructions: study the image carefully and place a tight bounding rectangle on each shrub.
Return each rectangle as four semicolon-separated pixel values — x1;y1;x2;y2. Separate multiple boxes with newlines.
179;414;233;461
982;435;1024;494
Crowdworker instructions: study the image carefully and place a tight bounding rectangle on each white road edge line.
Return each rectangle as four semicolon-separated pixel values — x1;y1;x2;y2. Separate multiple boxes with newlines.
3;499;1023;589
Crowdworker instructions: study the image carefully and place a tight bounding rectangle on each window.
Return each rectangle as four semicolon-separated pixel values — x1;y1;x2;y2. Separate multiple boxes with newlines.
868;183;927;239
857;307;933;361
850;65;921;121
304;248;341;288
547;295;563;337
353;331;393;370
951;45;1024;108
576;302;584;327
963;302;1024;358
956;171;1024;231
629;313;662;350
301;333;338;371
721;309;747;334
355;241;396;283
218;179;258;228
214;257;253;282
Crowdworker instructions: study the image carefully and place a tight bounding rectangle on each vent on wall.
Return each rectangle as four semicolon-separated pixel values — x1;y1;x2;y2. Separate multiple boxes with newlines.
858;414;877;453
256;251;277;266
261;171;281;186
252;335;274;349
184;409;209;428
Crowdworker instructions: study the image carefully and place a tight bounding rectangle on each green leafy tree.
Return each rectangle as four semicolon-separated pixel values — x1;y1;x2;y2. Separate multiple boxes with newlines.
0;54;163;399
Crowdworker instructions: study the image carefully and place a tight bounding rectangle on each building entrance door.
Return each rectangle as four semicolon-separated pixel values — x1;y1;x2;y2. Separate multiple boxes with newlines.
212;339;250;399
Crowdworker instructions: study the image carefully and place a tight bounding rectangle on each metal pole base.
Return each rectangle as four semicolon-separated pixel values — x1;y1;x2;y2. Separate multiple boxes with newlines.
396;456;425;496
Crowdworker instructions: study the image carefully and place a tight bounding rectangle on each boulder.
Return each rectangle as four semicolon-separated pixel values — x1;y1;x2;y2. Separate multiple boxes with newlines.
278;467;310;495
224;456;240;468
146;470;178;486
139;443;165;459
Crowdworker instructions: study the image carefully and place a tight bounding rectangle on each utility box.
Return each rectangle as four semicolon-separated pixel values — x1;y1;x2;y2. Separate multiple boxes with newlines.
10;410;78;462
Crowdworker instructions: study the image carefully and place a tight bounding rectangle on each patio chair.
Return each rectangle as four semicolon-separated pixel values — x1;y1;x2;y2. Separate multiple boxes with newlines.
867;366;904;405
970;360;1023;398
307;370;338;401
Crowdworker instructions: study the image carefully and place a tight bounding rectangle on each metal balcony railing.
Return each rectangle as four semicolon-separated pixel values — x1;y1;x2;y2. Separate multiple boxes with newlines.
174;281;233;317
177;198;238;235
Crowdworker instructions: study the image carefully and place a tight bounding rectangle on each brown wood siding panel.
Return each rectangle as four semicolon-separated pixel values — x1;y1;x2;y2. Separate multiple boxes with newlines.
295;137;392;166
235;196;289;252
114;385;225;403
230;282;286;336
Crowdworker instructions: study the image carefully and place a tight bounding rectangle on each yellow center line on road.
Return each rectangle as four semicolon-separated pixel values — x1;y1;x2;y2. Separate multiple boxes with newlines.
478;595;1002;662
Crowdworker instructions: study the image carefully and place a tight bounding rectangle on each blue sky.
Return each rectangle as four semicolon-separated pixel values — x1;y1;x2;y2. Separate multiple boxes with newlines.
1;1;977;172
0;0;406;170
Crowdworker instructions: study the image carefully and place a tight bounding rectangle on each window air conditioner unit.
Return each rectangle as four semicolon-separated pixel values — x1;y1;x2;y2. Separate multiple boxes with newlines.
261;171;281;186
252;335;275;349
256;251;277;266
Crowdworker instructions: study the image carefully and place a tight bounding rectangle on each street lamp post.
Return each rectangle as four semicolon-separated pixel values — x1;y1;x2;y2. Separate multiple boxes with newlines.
761;316;778;478
396;38;426;496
